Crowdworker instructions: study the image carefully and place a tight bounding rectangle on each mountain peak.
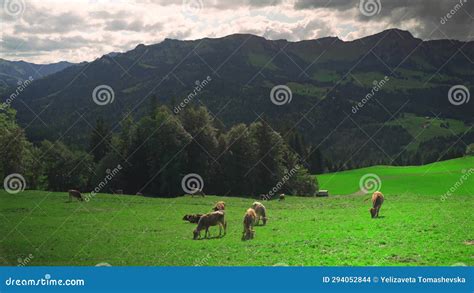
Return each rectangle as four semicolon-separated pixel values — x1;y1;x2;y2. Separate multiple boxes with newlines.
381;28;415;39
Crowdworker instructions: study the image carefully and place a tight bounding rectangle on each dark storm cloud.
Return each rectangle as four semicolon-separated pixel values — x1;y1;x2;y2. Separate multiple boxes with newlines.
294;0;474;41
1;35;103;52
103;19;163;32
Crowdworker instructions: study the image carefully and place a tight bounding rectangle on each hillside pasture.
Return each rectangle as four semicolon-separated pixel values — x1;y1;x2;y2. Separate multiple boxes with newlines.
0;157;473;266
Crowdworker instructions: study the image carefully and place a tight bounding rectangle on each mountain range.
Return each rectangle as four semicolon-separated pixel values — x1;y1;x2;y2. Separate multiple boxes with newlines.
1;28;473;168
0;59;74;91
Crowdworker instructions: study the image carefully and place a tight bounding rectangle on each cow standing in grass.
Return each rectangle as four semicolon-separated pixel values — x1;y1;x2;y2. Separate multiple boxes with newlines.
370;191;384;218
193;211;227;240
68;190;84;202
242;208;257;240
252;202;267;225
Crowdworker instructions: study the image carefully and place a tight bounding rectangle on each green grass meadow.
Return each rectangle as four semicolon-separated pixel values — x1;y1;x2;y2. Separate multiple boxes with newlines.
0;157;473;266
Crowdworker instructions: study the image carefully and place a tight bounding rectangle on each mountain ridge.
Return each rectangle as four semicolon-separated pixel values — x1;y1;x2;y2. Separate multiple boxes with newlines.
2;28;473;168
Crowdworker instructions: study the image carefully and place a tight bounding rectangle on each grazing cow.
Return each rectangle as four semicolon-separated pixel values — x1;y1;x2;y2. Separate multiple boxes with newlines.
242;208;257;240
193;211;227;240
136;192;143;196
370;191;384;218
252;202;267;225
115;189;123;195
68;190;84;202
212;201;225;211
183;214;203;224
279;193;285;201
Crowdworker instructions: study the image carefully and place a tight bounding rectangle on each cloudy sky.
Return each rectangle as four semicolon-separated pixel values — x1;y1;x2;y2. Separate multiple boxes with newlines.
0;0;472;63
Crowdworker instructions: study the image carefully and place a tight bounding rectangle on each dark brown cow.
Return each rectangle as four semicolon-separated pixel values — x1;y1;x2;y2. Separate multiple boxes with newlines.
68;190;84;202
183;214;203;223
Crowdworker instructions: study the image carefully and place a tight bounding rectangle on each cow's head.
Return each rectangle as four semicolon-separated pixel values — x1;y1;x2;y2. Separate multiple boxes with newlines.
370;208;377;218
193;229;200;240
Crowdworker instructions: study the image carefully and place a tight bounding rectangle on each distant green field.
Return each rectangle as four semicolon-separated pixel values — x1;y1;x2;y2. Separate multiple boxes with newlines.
318;156;474;196
0;157;472;266
386;113;468;151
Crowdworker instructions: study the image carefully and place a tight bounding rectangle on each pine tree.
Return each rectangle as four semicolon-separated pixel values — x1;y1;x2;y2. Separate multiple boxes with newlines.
89;118;110;162
221;124;257;196
180;107;218;186
308;146;324;174
250;120;285;195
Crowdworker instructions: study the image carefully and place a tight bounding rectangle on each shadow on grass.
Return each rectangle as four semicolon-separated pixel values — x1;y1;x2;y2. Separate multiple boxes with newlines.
195;235;226;240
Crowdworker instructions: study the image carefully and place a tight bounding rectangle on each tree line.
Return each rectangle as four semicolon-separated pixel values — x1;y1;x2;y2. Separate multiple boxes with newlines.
0;106;318;197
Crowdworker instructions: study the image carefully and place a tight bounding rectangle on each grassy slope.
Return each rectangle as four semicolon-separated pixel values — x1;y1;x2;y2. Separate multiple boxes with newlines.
0;157;473;267
318;156;474;196
386;113;468;151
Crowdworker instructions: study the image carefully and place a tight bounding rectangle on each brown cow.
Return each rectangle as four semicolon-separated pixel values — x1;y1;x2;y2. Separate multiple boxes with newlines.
193;211;227;240
242;208;257;240
68;190;84;202
370;191;384;218
279;193;285;201
252;202;267;225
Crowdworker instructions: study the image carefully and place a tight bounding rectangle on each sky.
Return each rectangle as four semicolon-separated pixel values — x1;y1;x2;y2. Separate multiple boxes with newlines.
0;0;473;63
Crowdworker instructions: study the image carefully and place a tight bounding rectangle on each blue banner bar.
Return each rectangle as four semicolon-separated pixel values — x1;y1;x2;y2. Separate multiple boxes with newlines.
0;267;472;292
